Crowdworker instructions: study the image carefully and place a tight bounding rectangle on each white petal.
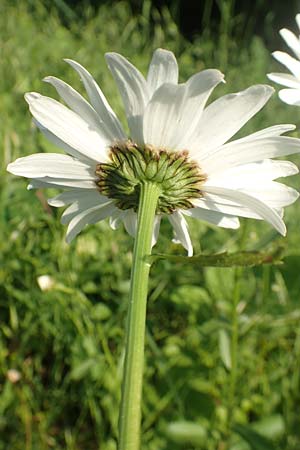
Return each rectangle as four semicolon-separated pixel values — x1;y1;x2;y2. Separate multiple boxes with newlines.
278;88;300;105
279;28;300;59
109;210;126;230
189;85;274;156
105;52;149;143
194;183;298;217
143;70;224;150
147;49;178;95
152;215;161;247
269;160;299;177
201;186;286;235
205;172;299;208
61;195;110;224
207;159;299;187
27;177;96;189
122;210;138;237
183;207;240;229
176;69;225;148
44;76;116;142
168;211;193;256
33;119;92;163
193;193;262;219
272;51;300;78
267;72;300;89
27;179;53;190
143;83;187;148
121;210;160;247
25;93;109;162
65;59;125;140
66;202;117;243
232;124;296;142
296;14;300;30
248;182;299;208
7;153;95;179
201;136;300;175
48;189;107;207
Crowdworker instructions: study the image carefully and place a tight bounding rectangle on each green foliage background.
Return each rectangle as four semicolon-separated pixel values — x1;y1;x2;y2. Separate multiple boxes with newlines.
1;1;300;449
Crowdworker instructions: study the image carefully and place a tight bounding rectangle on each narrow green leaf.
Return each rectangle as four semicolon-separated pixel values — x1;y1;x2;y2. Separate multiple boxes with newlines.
219;329;232;370
148;248;284;267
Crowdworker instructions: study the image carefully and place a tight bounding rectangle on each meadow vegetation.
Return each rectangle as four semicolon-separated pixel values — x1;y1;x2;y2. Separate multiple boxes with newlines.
1;1;300;449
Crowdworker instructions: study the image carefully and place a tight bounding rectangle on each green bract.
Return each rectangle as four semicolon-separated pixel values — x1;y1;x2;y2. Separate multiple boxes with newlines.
96;141;207;214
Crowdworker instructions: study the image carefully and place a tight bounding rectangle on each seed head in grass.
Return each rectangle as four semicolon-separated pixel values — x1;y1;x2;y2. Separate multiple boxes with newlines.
268;14;300;105
7;49;300;255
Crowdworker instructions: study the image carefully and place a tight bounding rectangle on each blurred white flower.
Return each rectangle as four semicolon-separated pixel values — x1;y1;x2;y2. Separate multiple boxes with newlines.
7;49;300;256
37;275;55;291
268;14;300;105
7;369;22;383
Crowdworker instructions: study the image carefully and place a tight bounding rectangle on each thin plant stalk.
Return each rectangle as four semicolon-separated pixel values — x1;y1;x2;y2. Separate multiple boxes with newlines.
218;0;236;68
224;266;242;449
227;224;247;433
118;181;161;450
228;266;242;411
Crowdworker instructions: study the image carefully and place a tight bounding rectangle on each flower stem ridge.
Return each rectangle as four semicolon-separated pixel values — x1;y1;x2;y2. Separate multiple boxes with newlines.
118;181;161;450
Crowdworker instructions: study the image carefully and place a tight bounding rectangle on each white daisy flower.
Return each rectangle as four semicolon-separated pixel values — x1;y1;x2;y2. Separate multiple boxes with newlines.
267;14;300;105
7;49;300;256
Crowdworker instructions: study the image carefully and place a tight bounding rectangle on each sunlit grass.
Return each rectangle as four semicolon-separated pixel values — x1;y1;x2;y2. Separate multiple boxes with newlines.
1;1;300;449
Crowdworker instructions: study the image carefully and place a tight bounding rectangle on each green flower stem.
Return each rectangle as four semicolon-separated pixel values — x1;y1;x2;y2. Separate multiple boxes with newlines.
118;181;161;450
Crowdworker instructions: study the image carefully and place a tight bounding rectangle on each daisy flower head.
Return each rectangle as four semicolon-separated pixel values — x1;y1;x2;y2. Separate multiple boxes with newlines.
7;49;300;256
267;14;300;105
